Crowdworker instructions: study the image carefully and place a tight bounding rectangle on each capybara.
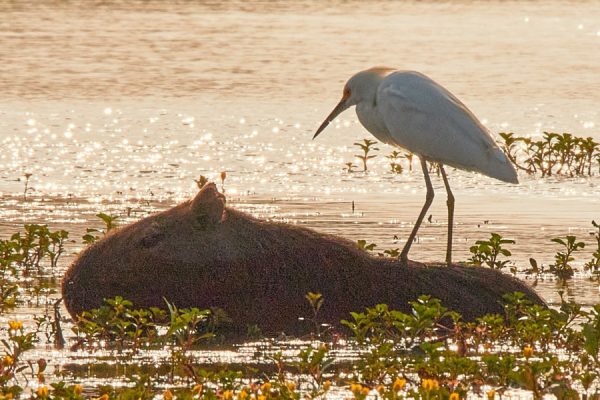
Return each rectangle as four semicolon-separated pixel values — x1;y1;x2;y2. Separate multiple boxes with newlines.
62;183;544;336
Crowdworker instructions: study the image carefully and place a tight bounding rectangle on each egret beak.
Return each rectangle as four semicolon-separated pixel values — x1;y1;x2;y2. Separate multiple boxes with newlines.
312;97;350;140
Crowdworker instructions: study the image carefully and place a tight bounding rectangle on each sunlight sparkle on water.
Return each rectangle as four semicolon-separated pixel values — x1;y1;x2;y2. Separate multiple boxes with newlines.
0;3;599;394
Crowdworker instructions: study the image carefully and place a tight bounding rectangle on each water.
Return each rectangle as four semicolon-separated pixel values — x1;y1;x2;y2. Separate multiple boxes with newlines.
1;0;600;332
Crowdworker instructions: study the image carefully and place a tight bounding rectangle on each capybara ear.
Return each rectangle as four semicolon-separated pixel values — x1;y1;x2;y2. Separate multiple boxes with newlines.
189;183;226;227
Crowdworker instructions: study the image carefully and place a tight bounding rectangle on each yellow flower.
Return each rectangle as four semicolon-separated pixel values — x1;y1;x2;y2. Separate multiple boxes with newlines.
524;347;534;359
96;394;109;400
449;393;460;400
4;393;13;399
422;379;438;391
222;391;234;400
361;387;370;396
323;381;332;392
487;389;495;399
192;385;203;395
286;382;296;392
237;391;248;400
74;385;83;396
350;384;362;394
7;321;22;331
261;382;271;392
2;356;13;367
163;389;174;400
392;378;406;392
37;386;49;398
376;385;385;395
257;396;266;400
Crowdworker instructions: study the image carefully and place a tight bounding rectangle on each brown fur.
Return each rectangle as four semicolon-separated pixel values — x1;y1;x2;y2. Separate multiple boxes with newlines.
62;183;544;336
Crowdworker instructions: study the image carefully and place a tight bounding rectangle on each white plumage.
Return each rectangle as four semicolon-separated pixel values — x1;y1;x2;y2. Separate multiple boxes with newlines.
313;67;519;264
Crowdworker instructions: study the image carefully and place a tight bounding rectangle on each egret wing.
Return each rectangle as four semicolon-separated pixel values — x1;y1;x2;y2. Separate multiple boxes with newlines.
377;71;517;183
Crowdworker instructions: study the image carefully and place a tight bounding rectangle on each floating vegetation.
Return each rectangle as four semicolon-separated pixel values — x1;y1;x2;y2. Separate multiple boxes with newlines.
500;132;600;177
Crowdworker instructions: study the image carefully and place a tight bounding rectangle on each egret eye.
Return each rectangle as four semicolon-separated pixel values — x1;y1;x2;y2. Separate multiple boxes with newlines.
343;88;351;98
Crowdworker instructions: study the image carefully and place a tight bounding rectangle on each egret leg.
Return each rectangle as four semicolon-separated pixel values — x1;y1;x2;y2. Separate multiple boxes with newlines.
400;156;434;263
440;165;454;265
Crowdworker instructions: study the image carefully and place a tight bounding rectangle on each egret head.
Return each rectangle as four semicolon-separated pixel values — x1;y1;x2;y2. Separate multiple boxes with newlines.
313;67;394;139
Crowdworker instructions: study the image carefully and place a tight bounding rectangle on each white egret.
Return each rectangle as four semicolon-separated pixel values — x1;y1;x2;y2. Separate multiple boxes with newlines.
313;67;518;265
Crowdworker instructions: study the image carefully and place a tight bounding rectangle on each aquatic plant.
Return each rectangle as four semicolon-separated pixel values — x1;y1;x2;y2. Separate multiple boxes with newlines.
0;320;49;397
549;235;585;280
385;151;404;174
0;224;70;311
72;296;166;352
500;131;600;177
584;220;600;274
344;162;358;173
305;293;324;336
47;382;85;400
339;292;590;398
34;300;65;349
356;240;376;251
11;224;50;272
382;248;400;258
294;345;334;398
468;233;515;270
404;152;415;171
353;139;379;172
47;229;70;270
165;300;213;353
83;213;119;244
0;239;20;311
21;173;33;201
342;296;447;348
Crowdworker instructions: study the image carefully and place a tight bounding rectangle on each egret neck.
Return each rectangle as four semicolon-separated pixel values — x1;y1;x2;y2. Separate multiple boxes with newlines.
352;67;396;145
